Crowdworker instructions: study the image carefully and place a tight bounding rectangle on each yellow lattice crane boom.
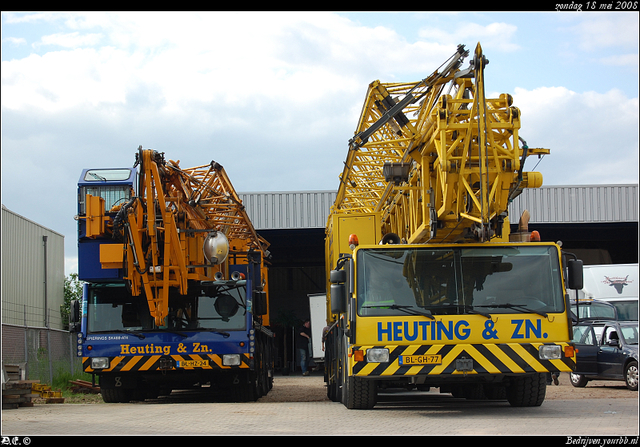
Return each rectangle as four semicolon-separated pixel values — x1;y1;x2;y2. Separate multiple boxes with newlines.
333;43;548;244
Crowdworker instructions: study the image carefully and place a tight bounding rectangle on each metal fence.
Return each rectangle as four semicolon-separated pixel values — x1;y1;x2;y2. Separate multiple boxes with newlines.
2;303;82;386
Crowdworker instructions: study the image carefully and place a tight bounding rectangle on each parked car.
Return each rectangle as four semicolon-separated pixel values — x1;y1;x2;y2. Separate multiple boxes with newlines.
570;320;638;391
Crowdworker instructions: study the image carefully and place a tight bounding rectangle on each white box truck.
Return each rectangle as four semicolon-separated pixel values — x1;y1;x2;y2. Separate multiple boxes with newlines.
308;293;328;362
577;263;638;321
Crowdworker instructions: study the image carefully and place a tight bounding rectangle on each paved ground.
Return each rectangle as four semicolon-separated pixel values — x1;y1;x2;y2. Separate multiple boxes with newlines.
2;373;638;436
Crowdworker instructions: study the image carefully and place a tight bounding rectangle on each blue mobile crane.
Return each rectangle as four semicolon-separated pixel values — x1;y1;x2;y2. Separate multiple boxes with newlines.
70;147;274;402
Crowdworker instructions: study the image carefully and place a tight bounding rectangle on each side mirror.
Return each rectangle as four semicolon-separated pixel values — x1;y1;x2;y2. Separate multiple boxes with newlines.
69;300;81;333
567;259;584;290
330;283;347;314
330;269;346;284
330;268;348;314
253;290;268;316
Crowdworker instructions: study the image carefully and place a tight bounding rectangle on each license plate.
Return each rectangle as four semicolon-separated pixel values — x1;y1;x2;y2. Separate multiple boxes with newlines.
399;355;442;366
177;359;210;368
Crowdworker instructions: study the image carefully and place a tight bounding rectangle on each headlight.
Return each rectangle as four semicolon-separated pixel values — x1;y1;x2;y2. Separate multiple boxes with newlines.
539;345;562;360
366;348;389;363
223;354;242;366
91;357;110;369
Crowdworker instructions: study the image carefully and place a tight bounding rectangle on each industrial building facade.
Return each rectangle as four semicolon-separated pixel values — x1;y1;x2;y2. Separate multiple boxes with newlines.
2;205;65;330
1;205;69;378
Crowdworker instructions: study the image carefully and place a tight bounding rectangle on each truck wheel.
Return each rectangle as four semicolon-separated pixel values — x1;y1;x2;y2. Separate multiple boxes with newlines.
343;376;377;409
624;361;638;391
569;372;588;388
506;373;546;407
338;336;376;409
101;387;132;403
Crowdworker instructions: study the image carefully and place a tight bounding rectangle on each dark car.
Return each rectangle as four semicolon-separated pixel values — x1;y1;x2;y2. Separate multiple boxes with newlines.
570;320;638;391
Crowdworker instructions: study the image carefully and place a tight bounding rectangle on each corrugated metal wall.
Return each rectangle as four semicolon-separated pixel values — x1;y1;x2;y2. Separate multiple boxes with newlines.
1;205;65;329
240;184;638;230
239;191;336;230
509;184;638;224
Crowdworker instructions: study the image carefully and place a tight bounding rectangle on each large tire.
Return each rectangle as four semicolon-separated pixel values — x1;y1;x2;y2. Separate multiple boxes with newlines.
624;360;638;391
101;387;132;403
339;336;377;409
325;327;340;402
506;373;547;407
343;375;377;409
228;372;258;402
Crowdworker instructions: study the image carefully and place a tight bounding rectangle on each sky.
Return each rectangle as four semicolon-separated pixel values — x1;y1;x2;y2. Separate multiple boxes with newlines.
1;11;638;275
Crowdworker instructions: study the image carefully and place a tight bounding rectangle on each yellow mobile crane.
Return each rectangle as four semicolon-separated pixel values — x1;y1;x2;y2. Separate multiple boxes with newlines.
72;147;274;403
324;44;583;409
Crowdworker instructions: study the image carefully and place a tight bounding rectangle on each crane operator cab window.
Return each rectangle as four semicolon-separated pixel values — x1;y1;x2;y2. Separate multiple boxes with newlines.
358;245;565;317
78;168;135;215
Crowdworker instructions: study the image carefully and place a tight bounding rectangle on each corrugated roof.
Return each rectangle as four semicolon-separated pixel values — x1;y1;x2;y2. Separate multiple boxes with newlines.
240;184;638;230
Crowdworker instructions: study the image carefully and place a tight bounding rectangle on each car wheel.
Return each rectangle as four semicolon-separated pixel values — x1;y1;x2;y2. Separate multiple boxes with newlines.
624;361;638;391
570;372;588;388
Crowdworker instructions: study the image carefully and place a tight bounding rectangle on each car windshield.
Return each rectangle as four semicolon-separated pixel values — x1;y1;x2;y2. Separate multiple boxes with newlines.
357;245;565;317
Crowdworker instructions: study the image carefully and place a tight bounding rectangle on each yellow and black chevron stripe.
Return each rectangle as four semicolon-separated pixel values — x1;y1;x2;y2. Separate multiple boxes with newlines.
352;343;575;377
83;353;251;373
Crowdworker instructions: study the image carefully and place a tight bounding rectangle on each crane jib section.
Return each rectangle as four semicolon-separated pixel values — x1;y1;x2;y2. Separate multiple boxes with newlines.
119;147;269;327
332;43;549;244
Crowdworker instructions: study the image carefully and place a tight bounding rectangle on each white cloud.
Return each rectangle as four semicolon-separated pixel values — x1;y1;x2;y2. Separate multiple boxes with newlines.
418;21;520;52
1;12;457;119
566;13;639;51
2;36;26;46
36;31;103;49
2;47;134;111
598;53;639;67
512;86;639;185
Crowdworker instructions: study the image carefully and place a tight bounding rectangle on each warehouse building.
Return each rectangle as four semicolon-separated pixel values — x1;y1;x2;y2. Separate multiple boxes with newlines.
1;205;67;374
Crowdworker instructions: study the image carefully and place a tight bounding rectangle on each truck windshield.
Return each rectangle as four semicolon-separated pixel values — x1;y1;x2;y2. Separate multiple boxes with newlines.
357;245;565;317
86;283;247;333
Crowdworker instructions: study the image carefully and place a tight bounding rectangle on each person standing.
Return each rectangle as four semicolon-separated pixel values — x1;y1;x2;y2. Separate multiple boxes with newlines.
296;319;311;376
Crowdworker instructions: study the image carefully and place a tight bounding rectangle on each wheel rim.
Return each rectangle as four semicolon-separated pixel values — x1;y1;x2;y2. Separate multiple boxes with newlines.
570;373;582;385
626;364;638;389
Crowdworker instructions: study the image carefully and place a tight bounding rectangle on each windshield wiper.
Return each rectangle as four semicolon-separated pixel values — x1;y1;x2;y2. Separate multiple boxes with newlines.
363;304;435;320
462;305;492;319
476;303;548;318
198;328;231;338
165;330;189;338
89;172;107;181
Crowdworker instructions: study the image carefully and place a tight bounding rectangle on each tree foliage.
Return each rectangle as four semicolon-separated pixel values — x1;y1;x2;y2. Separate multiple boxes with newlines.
61;273;83;330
